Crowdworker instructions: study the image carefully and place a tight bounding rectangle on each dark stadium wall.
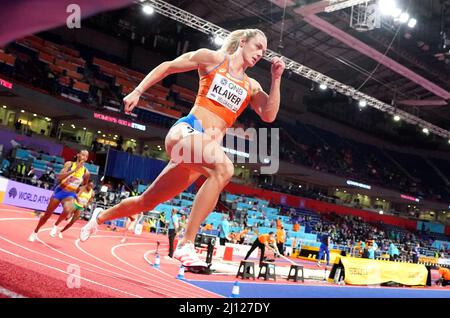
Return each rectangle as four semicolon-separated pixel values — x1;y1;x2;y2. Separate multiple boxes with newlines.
51;27;130;61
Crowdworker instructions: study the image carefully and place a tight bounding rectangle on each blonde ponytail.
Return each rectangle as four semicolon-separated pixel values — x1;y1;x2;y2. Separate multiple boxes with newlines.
220;29;266;55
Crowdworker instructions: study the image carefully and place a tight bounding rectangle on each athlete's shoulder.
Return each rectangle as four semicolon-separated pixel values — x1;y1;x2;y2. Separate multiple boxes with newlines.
191;49;225;65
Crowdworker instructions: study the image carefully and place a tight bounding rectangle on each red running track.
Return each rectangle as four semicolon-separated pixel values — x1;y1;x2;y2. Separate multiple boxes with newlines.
0;204;223;298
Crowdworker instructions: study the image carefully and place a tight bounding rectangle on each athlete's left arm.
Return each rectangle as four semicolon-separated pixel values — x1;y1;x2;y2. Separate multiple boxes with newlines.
76;185;85;195
250;57;285;123
82;170;90;186
88;191;95;205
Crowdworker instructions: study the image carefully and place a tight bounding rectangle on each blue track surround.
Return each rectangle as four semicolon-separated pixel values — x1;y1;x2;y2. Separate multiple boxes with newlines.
188;280;450;298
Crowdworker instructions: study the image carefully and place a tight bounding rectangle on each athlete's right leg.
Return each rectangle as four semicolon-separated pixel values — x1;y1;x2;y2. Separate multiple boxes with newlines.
33;198;62;233
60;210;81;233
50;198;75;237
121;217;133;243
28;197;61;242
97;161;201;224
54;198;75;226
80;161;201;241
164;127;234;267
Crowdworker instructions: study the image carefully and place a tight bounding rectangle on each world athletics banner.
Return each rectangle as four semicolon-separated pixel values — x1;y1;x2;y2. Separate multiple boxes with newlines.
0;178;63;213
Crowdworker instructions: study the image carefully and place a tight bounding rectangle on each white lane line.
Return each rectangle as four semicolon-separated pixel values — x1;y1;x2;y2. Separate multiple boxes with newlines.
0;247;143;298
110;243;204;298
0;217;218;297
142;250;223;298
0;286;27;298
75;239;187;298
0;219;162;297
34;235;178;297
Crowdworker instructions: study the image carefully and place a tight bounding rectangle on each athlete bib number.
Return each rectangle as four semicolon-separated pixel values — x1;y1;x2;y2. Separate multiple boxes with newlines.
65;176;82;189
206;73;247;113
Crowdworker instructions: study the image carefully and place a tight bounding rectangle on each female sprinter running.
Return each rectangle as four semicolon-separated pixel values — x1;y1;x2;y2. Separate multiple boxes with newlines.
80;29;285;268
58;181;95;238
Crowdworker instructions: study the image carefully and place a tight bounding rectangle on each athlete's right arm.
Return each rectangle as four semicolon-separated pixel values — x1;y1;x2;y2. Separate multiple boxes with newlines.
123;49;223;113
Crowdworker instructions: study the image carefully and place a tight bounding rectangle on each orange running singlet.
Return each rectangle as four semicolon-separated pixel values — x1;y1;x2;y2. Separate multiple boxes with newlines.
195;55;252;127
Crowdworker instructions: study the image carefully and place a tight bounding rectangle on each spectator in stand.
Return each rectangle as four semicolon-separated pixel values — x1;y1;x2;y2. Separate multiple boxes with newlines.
244;232;281;266
142;145;152;158
0;158;11;176
167;208;179;259
437;267;450;287
203;223;213;231
388;242;400;261
148;217;156;233
276;225;286;256
412;242;421;263
293;222;300;232
366;239;378;259
218;215;231;246
26;167;36;185
317;228;331;267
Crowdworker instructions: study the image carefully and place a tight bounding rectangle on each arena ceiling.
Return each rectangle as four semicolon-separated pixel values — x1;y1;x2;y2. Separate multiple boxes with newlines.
167;0;450;126
88;0;450;130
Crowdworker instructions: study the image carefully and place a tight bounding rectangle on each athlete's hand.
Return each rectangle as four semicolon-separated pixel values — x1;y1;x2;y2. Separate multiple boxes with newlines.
271;57;285;80
123;89;142;114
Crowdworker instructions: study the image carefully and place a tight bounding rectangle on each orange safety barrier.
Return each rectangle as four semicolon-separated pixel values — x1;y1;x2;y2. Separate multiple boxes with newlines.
223;247;234;261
